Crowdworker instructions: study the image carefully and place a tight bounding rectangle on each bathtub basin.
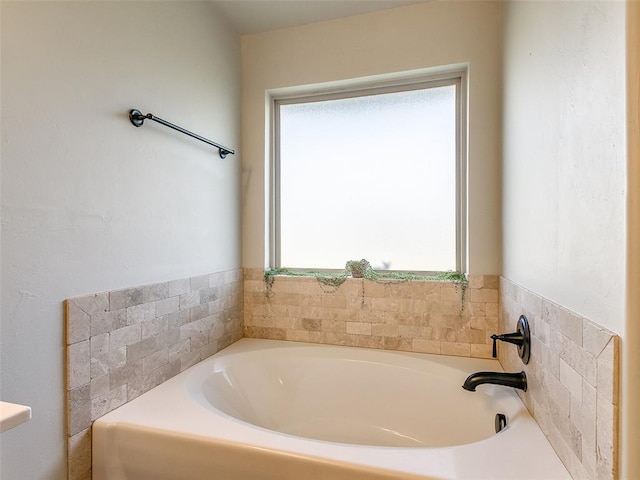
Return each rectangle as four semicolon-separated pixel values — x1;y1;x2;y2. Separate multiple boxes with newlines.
93;338;571;479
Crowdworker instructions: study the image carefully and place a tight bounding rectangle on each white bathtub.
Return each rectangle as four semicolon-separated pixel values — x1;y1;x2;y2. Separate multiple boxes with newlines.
93;339;571;480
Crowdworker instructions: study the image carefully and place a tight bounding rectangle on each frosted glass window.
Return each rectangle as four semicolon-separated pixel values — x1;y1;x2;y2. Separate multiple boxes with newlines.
274;79;462;272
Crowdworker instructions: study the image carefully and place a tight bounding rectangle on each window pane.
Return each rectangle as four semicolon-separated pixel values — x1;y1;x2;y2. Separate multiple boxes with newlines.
278;84;457;271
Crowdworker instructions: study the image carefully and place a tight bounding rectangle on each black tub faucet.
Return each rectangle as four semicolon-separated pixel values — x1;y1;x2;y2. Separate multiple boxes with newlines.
462;371;527;392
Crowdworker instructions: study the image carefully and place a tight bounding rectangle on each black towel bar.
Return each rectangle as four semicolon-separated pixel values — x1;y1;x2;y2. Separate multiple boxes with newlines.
129;109;235;159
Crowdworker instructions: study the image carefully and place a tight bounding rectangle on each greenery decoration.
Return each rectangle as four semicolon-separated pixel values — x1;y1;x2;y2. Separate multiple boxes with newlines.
264;259;468;304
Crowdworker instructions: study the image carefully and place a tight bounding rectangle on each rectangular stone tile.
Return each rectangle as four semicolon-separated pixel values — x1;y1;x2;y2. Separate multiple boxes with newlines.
469;315;498;331
189;333;209;350
168;339;191;363
109;360;142;391
583;319;614;357
550;328;572;363
570;394;596;448
534;318;551;346
156;296;180;317
180;291;200;309
90;347;126;379
559;359;583;402
90;309;126;336
466;274;484;289
596;397;618;479
540;343;561;379
542;299;563;327
128;360;181;401
209;321;225;341
91;385;127;420
71;293;109;315
558;309;583;346
180;350;202;371
520;288;543;319
456;328;487;344
180;318;207;340
429;301;463;316
199;287;220;304
90;374;110;399
68;427;91;480
412;338;441;354
470;343;493;358
371;324;398;337
127;337;158;363
570;342;597;387
143;349;168;374
68;385;91;436
190;304;210;322
320;318;346;333
321;295;347;309
109;287;143;310
110;324;141;350
466;301;486;316
209;271;226;287
399;298;428;315
156;327;181;349
469;288;498;303
141;282;169;303
597;338;618;405
441;342;470;357
66;301;90;345
440;286;463;302
486;302;499;317
398;325;428;338
68;340;90;389
300;318;322;331
346;322;372;335
543;366;572;415
90;333;109;357
165;310;190;330
126;302;156;325
167;278;190;297
190;275;210;292
141;316;168;340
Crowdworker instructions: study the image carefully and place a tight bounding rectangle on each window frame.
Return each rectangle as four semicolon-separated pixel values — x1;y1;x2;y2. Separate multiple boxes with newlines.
269;69;468;273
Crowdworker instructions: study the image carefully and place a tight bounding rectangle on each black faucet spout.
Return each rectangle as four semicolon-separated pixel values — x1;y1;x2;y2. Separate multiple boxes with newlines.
462;371;527;392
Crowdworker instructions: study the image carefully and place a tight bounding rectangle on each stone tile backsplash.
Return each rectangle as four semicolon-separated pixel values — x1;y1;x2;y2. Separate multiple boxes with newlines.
243;269;500;358
65;269;243;480
245;270;619;479
499;277;618;480
65;269;619;480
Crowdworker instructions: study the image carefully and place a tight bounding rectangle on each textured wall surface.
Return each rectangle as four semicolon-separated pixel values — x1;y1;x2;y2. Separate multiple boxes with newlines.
65;270;243;480
241;1;503;274
244;270;499;358
502;0;625;334
500;277;618;480
1;2;241;478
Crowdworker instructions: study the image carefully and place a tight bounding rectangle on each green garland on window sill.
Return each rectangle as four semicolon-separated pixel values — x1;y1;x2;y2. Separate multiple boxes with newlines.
263;259;468;305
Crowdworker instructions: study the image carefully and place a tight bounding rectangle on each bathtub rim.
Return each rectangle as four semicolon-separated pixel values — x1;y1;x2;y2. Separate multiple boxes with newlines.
189;338;524;448
93;338;572;480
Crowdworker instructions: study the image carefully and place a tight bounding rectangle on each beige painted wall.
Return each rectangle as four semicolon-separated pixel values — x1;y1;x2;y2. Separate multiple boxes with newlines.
502;1;626;335
241;1;503;274
0;2;241;478
502;0;629;475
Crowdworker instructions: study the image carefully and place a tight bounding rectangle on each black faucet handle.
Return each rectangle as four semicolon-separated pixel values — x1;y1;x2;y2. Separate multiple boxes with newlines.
490;315;531;364
490;332;521;358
